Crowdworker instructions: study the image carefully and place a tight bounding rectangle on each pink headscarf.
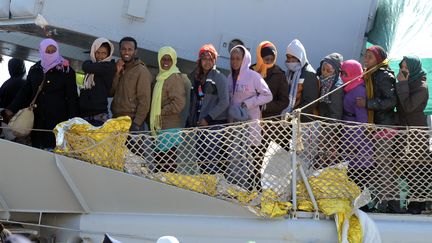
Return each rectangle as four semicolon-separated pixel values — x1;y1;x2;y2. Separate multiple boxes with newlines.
340;60;364;93
39;38;64;73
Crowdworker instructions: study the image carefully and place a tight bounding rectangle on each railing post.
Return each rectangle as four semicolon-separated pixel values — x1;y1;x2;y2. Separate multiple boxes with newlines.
290;113;298;219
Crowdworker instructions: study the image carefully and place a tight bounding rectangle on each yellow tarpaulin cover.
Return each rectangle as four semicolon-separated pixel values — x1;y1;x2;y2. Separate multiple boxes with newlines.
162;173;219;196
297;166;363;243
54;116;131;171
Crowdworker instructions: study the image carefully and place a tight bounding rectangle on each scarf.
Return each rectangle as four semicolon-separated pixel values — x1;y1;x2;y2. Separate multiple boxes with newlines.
150;46;180;135
284;62;302;113
39;38;65;73
402;56;427;83
341;60;364;93
363;59;389;123
319;74;336;103
83;37;114;89
253;41;277;78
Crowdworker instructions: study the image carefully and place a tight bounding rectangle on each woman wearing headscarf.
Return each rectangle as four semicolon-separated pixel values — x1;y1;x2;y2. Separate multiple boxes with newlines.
283;39;320;122
340;60;373;194
250;41;289;118
188;44;229;174
316;53;344;120
4;38;78;149
150;46;188;173
395;56;429;214
227;45;272;191
358;45;397;212
340;60;368;123
357;45;397;125
80;37;116;126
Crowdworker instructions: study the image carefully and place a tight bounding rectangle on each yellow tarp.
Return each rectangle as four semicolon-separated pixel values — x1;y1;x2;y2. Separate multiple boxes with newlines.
54;116;131;171
162;173;219;196
297;166;363;243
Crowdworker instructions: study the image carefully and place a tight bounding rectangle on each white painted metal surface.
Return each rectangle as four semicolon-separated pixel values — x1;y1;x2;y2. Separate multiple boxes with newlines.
0;0;377;70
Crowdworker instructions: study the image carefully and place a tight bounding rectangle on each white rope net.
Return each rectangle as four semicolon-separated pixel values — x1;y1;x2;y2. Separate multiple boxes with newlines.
55;113;432;215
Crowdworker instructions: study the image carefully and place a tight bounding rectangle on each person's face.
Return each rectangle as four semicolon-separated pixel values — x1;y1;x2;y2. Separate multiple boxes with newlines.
321;62;335;78
230;51;243;71
200;54;214;73
95;45;109;62
285;54;299;63
120;41;137;62
160;54;173;70
262;55;275;65
45;45;57;54
364;51;377;69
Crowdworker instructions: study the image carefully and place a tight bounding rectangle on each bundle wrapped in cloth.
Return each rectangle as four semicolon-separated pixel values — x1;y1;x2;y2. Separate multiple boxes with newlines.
54;116;131;171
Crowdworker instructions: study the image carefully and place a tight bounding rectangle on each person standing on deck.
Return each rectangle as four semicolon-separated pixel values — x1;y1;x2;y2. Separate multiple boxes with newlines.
150;46;188;173
0;58;26;108
282;39;320;122
395;56;430;214
188;44;230;174
110;36;152;131
358;45;397;212
80;37;116;126
250;41;289;119
2;38;79;149
227;45;272;192
316;53;344;120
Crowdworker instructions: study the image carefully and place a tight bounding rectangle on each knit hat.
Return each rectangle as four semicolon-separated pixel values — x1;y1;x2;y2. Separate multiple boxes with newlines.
199;44;218;61
366;45;387;64
260;43;276;58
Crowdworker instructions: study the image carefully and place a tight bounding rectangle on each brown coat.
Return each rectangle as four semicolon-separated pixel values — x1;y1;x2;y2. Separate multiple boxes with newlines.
110;59;152;126
158;73;188;129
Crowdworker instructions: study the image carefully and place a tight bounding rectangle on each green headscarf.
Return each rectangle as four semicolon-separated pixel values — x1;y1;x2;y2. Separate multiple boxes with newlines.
401;56;427;83
150;46;181;134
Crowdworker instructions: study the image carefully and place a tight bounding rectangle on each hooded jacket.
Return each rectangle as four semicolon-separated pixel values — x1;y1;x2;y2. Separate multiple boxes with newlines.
316;53;344;120
228;45;272;145
285;39;319;121
0;58;26;108
80;38;116;117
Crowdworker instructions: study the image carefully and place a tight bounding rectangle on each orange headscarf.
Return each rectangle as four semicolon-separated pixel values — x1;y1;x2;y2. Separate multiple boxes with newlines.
254;41;277;78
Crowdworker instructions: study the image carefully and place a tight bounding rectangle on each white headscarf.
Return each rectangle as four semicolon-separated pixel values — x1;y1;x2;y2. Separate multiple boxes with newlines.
83;37;114;89
283;39;308;114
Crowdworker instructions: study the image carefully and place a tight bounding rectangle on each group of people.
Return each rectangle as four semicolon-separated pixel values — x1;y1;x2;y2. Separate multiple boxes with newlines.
0;36;429;212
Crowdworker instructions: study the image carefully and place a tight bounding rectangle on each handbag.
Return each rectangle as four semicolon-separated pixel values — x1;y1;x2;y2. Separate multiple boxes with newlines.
9;75;46;137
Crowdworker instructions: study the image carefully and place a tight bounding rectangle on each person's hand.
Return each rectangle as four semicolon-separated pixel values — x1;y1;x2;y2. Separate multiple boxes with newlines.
397;70;409;82
197;119;209;126
116;59;125;74
1;109;14;124
129;123;140;132
356;97;366;108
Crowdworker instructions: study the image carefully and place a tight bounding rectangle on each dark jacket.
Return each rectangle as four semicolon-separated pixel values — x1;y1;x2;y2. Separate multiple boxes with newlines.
0;59;26;108
396;78;429;126
250;64;289;118
295;64;320;122
79;60;116;117
9;62;79;149
366;68;397;125
188;68;229;126
318;81;344;120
